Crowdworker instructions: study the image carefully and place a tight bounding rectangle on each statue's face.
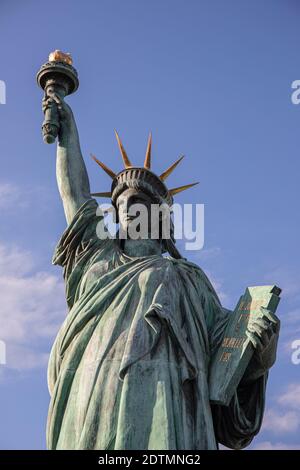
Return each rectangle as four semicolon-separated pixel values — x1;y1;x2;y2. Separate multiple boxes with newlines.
116;188;155;238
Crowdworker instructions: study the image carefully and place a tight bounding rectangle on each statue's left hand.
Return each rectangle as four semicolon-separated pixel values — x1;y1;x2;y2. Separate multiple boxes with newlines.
245;307;280;374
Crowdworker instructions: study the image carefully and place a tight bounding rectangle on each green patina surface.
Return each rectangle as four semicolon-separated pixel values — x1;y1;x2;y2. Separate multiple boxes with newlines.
37;56;279;449
47;199;268;450
209;286;281;406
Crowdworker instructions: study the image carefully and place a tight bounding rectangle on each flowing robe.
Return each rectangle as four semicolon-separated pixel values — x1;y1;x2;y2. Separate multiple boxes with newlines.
47;199;267;450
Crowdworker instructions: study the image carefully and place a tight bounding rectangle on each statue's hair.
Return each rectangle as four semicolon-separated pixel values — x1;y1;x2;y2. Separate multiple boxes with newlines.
112;179;168;207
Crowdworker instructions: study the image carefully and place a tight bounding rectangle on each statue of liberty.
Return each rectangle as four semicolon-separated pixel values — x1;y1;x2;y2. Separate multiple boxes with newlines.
41;53;280;451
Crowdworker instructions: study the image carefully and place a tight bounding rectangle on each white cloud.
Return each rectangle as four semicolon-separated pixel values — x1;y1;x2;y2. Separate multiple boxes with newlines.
205;270;230;306
0;182;24;209
253;441;300;450
0;244;34;277
260;382;300;447
8;345;49;370
262;409;300;434
263;267;300;299
180;244;230;306
0;242;66;371
0;181;55;213
277;383;300;410
197;246;222;259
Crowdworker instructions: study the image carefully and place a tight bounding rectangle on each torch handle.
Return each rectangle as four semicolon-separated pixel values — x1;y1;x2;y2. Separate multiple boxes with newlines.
42;85;66;144
42;104;59;144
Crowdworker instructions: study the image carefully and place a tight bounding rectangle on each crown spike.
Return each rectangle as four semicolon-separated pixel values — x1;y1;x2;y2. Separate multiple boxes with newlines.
144;132;152;169
91;154;116;179
169;182;199;196
114;130;132;168
160;155;184;181
91;191;112;198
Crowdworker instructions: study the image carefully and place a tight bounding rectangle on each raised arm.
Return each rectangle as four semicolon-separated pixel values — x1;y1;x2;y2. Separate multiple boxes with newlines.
43;94;91;224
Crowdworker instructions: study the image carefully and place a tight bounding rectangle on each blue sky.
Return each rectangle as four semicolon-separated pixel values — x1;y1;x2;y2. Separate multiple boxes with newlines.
0;0;299;450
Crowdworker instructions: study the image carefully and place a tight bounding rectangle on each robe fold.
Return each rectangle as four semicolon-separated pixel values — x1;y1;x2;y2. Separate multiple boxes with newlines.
47;199;267;450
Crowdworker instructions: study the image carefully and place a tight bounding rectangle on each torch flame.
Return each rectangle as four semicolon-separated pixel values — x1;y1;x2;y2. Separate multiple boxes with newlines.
49;50;73;65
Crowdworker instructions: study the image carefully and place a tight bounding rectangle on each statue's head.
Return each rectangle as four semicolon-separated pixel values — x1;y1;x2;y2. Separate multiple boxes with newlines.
91;132;199;257
116;187;154;236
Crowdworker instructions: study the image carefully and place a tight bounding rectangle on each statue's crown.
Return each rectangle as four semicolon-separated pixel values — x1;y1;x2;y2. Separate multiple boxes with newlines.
91;131;199;206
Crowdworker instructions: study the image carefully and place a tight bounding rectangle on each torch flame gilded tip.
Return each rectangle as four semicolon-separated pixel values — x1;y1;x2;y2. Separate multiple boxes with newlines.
48;50;73;65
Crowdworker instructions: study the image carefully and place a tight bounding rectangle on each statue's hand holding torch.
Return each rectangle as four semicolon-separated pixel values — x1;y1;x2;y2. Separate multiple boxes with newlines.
37;50;79;144
42;91;76;144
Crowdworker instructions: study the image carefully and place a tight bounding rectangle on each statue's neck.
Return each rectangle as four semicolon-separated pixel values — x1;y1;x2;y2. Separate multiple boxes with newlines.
122;238;162;257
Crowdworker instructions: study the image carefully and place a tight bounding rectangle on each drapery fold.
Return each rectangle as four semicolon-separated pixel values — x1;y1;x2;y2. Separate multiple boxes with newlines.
47;198;267;450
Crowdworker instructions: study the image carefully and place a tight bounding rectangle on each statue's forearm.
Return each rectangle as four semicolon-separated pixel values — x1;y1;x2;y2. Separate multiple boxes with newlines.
56;120;91;224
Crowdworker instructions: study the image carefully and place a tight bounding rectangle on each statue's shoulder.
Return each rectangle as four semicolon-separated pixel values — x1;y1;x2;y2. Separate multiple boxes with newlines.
165;256;217;295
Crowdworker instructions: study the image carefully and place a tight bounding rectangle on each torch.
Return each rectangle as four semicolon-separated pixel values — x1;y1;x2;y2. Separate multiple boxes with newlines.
37;50;79;144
